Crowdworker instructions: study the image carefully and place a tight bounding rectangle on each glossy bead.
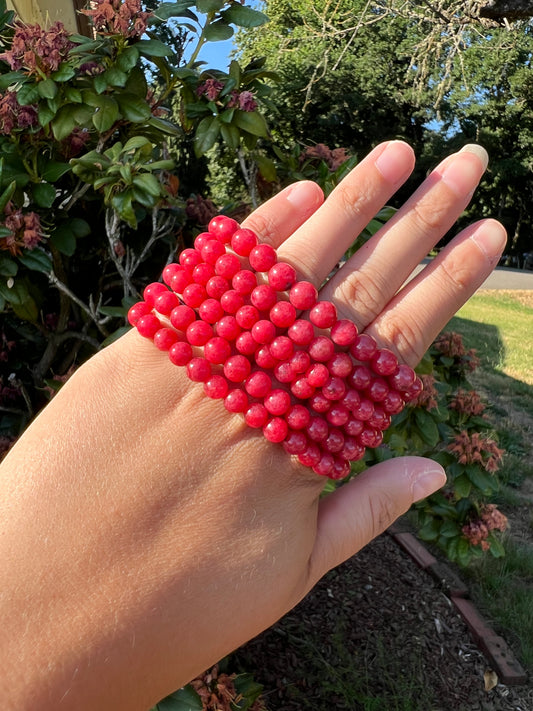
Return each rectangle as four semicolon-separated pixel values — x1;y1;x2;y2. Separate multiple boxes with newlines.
326;404;350;427
306;416;329;442
264;389;291;416
204;336;232;364
383;390;405;414
206;275;230;300
154;290;179;316
330;319;358;347
297;442;322;467
352;398;374;421
359;427;383;449
288;319;315;345
200;239;226;265
153;327;178;351
269;336;294;361
136;313;161;338
169;267;192;294
313;451;335;477
245;403;269;428
215;315;241;341
366;377;389;402
388;363;416;392
273;361;295;383
268;262;296;291
170;304;196;331
186;357;211;382
232;269;257;295
208;215;239;243
283;431;308;455
250;284;277;311
341;436;365;462
263;417;288;443
368;407;391;431
348;365;372;391
230;227;258;256
245;370;272;398
290;377;315;399
224;388;249;413
324;428;345;453
215;253;241;279
289;281;318;310
309;392;331;413
182;283;207;308
128;301;151;326
249;243;277;272
327;352;353;378
235;305;259;329
198;298;224;323
162;263;183;287
309;300;337;329
308;336;335;362
306;363;330;387
235;331;257;356
255;346;278;369
185;320;213;346
402;376;423;402
179;248;202;270
193;232;212;251
204;374;229;399
371;348;399;376
192;262;215;285
330;457;351;480
322;376;346;401
344;417;364;437
290;350;311;373
143;282;168;306
224;354;252;383
220;289;245;314
285;404;311;430
169;341;193;366
269;301;296;328
251;319;276;345
350;333;378;362
341;388;361;412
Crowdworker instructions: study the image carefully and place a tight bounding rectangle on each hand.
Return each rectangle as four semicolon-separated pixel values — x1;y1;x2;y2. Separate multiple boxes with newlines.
0;142;506;711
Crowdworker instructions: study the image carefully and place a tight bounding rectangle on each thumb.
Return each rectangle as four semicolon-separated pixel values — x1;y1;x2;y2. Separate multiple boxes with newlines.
308;456;446;585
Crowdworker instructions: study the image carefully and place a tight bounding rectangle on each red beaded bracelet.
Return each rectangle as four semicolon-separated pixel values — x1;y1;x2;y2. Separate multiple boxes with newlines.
128;216;422;480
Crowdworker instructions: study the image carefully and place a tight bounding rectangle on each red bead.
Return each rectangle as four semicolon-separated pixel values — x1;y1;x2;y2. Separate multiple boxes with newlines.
341;388;361;412
344;417;364;437
153;327;178;351
306;363;330;387
352;398;374;421
350;333;378;362
186;320;213;346
169;267;192;294
136;313;161;338
273;361;295;383
232;269;257;295
327;352;353;378
359;427;383;449
215;253;241;279
330;457;351;480
128;301;151;326
366;377;389;402
290;350;311;373
264;388;291;416
268;336;293;361
204;374;229;399
268;262;296;291
402;376;423;402
297;442;321;467
143;282;168;306
263;417;288;443
348;365;372;391
208;215;240;243
249;243;277;272
230;228;258;256
255;346;278;369
322;376;346;401
285;404;311;430
269;301;296;328
236;305;260;329
306;416;329;442
154;290;179;316
245;370;272;398
313;451;335;477
201;239;226;265
289;281;318;310
326;404;350;427
215;315;241;341
308;336;335;362
283;431;308;455
193;232;212;251
288;319;315;346
330;319;358;347
250;284;277;311
223;354;252;382
170;304;196;331
186;357;211;382
309;392;331;413
341;436;365;462
245;403;269;428
192;262;216;285
383;390;405;414
388;363;416;392
162;263;183;287
220;289;245;314
206;275;230;299
252;319;276;345
368;407;391;431
169;341;193;366
324;428;345;453
309;301;337;329
179;248;202;270
291;377;315;399
224;388;249;413
204;336;232;364
235;331;257;356
198;298;224;324
371;348;399;376
182;283;207;308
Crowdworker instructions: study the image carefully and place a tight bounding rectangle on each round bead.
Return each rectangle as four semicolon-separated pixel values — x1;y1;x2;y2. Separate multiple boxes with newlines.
341;436;365;462
255;346;278;369
273;361;295;383
224;388;249;413
230;228;258;256
232;269;257;295
309;301;337;329
388;363;416;392
288;319;315;346
306;363;330;387
236;305;260;329
249;243;277;272
324;428;345;453
349;365;372;391
285;404;311;430
383;390;405;414
359;427;383;449
297;442;322;467
341;388;361;412
350;333;378;362
193;232;212;251
269;336;294;361
128;301;151;326
326;404;350;427
250;284;277;311
306;416;329;442
169;341;193;366
245;370;272;398
223;354;252;383
269;301;296;328
136;313;161;338
185;320;213;346
186;357;211;382
289;281;318;310
154;290;179;316
308;336;335;363
268;262;296;291
182;283;207;308
170;304;196;331
309;392;331;413
215;315;241;341
153;327;178;351
352;398;374;421
198;298;224;324
344;417;364;437
220;289;245;314
169;267;192;294
208;215;240;243
204;336;232;364
179;248;202;270
201;239;226;265
322;376;346;401
252;319;277;345
235;331;257;356
330;319;358;347
264;389;291;416
204;374;229;399
330;457;351;480
215;253;241;279
162;263;183;287
263;417;288;443
402;376;423;402
291;377;315;399
327;352;353;378
368;407;391;431
313;451;335;477
206;275;230;299
290;350;311;373
366;377;389;402
143;282;168;307
283;431;308;455
245;403;269;428
371;348;399;376
192;262;216;285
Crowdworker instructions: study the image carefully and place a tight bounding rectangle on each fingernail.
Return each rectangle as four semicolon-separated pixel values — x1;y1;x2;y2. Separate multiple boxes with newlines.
285;181;323;211
374;140;414;184
460;144;489;170
439;145;488;196
470;219;508;265
412;465;447;503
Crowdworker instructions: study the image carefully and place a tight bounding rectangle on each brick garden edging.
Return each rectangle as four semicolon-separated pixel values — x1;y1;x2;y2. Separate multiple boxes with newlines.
387;522;528;686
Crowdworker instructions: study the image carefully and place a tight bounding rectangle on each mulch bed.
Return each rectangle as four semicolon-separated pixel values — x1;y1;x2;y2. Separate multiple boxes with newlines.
234;533;533;711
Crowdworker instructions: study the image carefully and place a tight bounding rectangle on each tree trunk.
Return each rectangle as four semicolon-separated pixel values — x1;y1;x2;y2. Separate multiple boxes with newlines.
480;1;533;19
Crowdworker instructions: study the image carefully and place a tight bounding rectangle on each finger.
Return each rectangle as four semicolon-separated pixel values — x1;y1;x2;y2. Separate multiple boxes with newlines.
241;180;324;246
320;145;489;328
307;457;446;583
275;141;416;283
366;218;507;366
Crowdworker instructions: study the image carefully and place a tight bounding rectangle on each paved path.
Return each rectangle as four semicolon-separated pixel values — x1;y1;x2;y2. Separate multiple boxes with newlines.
413;260;533;291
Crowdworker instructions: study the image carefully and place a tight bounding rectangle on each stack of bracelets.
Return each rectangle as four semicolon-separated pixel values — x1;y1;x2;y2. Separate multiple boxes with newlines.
128;215;423;480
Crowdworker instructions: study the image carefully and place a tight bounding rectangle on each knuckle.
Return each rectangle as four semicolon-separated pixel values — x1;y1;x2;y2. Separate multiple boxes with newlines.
241;213;277;246
409;196;452;236
437;252;473;293
333;268;387;326
374;315;427;367
368;490;398;539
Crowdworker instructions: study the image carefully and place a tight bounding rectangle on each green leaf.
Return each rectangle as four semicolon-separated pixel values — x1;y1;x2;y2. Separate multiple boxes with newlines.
38;102;56;127
17;82;40;105
18;248;52;273
155;684;203;711
0;179;16;213
153;2;198;22
100;325;131;347
117;93;152;123
221;4;269;28
488;534;505;558
51;105;77;141
123;136;153;152
103;66;128;88
93;72;108;94
0;278;29;305
92;95;119;133
233;110;268;137
124;67;148;97
12;293;38;322
64;86;82;103
457;537;472;567
50;224;77;256
255;153;277;182
453;474;472;498
41;161;71;182
205;20;234;42
32;182;56;208
194;115;220;156
0;71;26;89
414;409;440;447
197;0;224;11
137;38;174;57
69;218;91;238
133;173;161;197
37;77;58;99
0;255;17;277
98;305;127;317
466;466;497;495
220;121;240;150
146;116;181;136
51;63;76;82
111;190;137;228
228;59;241;85
116;45;140;72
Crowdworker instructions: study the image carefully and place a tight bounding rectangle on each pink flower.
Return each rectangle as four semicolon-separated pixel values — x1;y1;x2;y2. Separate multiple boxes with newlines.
449;388;485;417
447;430;505;473
408;373;439;411
462;504;507;551
1;204;45;256
197;79;224;101
300;143;350;172
82;0;152;38
238;90;257;112
0;21;74;76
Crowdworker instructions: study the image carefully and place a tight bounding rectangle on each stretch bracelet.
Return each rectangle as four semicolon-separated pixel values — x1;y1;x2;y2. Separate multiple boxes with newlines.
128;216;422;480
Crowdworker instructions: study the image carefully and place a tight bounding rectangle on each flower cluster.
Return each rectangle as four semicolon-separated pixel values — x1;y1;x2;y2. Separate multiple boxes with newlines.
449;388;486;417
433;330;480;371
196;79;258;112
0;21;74;76
185;194;218;227
300;143;350;172
447;430;504;473
81;0;152;39
0;204;44;256
0;90;38;135
462;504;508;551
189;665;266;711
408;373;439;410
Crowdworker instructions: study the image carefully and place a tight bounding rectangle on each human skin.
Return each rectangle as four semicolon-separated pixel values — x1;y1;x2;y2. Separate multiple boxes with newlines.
0;142;506;710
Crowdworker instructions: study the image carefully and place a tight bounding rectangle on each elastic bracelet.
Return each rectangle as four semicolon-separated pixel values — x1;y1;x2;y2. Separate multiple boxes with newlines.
128;216;422;480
